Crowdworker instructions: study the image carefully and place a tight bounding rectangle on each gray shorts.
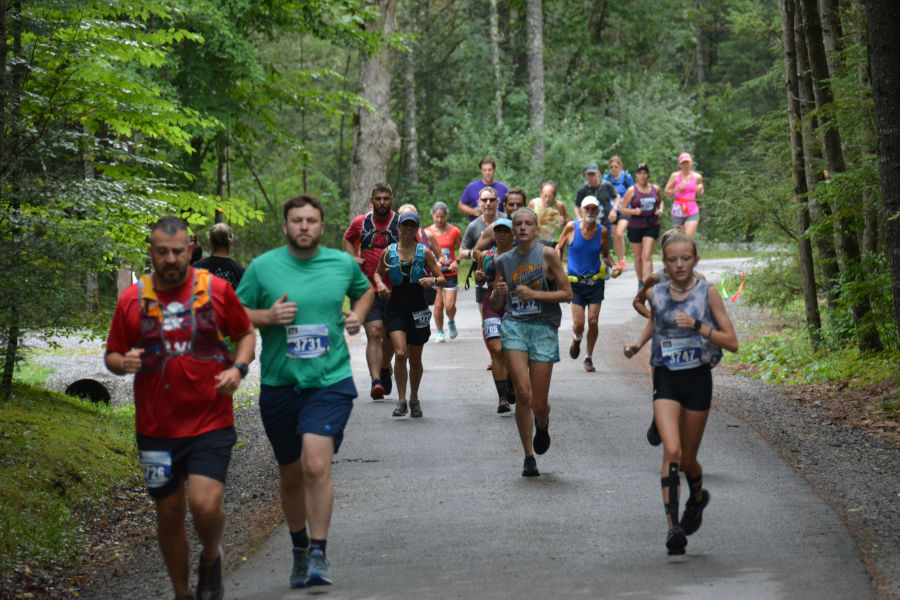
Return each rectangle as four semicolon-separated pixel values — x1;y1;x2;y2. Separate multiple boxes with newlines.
671;213;700;226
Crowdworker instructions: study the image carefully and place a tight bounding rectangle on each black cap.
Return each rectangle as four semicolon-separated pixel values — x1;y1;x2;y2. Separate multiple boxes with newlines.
636;163;649;173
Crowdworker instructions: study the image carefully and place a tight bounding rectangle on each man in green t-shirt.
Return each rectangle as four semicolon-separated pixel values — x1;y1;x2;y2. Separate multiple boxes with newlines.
237;194;374;588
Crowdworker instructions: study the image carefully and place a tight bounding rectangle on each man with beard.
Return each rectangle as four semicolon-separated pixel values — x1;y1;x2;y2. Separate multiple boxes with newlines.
343;183;400;398
237;195;374;588
106;216;255;600
555;197;614;372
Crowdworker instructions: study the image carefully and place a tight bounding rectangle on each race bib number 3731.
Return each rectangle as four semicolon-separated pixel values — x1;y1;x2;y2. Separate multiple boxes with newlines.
286;324;329;359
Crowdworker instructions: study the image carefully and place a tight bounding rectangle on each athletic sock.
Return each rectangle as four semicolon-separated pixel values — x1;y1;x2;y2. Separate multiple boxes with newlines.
494;378;509;400
573;333;583;342
290;528;309;549
686;472;703;503
310;539;327;557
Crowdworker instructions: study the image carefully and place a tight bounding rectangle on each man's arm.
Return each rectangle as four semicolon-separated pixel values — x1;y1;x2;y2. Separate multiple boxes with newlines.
344;287;375;336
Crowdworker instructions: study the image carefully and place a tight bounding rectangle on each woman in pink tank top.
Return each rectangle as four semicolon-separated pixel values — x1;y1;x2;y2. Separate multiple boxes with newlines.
664;153;705;238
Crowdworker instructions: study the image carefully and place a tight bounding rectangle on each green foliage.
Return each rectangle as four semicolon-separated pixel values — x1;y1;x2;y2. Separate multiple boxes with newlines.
732;327;899;387
0;386;138;577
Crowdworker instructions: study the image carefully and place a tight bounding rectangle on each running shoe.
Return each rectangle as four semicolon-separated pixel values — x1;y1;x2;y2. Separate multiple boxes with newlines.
448;320;458;339
304;548;332;586
380;367;393;395
486;363;492;370
681;489;710;535
522;455;539;477
290;546;309;588
666;526;687;555
583;357;596;372
392;400;408;417
370;379;385;400
497;398;511;414
436;330;446;343
533;418;551;455
569;337;581;359
195;551;223;600
646;418;662;446
409;399;423;418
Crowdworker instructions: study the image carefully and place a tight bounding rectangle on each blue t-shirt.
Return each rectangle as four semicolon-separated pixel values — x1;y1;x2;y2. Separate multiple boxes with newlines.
459;179;510;220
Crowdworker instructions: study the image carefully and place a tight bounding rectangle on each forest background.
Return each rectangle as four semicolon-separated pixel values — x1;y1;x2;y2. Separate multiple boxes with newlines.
1;0;899;394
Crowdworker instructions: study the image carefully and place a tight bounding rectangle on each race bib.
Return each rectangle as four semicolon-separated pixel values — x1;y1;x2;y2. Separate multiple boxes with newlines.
509;292;540;317
672;203;684;217
413;309;432;329
483;317;502;338
661;336;703;371
139;450;173;489
442;248;451;261
640;197;657;211
286;324;329;359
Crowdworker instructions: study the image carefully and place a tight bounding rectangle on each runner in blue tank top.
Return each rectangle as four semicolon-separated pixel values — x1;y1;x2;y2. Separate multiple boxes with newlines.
624;231;738;556
555;197;614;372
491;208;572;477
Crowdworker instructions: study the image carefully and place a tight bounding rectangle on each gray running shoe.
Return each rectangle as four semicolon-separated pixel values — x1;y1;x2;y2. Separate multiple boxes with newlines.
522;455;539;477
409;399;423;418
195;551;223;600
305;548;332;586
290;546;309;588
392;400;408;417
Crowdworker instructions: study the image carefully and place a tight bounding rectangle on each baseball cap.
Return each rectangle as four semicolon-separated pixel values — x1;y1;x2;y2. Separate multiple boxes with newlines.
398;212;419;226
584;162;600;174
678;152;692;164
636;163;650;173
493;218;513;230
581;196;600;208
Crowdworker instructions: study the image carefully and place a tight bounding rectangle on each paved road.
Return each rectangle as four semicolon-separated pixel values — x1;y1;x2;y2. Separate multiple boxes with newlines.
226;260;873;600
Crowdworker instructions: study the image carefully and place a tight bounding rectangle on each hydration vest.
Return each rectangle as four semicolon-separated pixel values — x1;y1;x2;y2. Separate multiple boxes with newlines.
360;212;400;250
482;248;498;282
137;269;234;373
386;243;426;286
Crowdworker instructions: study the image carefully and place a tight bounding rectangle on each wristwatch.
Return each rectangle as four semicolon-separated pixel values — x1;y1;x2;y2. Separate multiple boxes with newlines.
692;320;703;332
233;362;249;378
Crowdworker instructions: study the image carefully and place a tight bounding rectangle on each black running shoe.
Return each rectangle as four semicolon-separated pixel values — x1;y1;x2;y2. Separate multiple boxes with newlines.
666;526;687;555
522;455;539;477
370;379;385;400
380;367;393;395
533;418;551;455
681;489;710;535
569;337;581;359
647;418;661;446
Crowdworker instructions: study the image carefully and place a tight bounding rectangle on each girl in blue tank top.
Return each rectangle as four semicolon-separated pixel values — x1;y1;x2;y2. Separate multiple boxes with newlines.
623;231;738;557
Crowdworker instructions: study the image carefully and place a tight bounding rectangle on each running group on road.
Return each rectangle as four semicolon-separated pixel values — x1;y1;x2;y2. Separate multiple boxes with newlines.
104;151;737;598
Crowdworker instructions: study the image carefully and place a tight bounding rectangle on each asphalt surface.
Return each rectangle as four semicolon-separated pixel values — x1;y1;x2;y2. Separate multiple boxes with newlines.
226;259;874;600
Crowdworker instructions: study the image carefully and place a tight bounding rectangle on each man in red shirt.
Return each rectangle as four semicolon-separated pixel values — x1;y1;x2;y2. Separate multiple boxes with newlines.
343;183;399;399
106;216;255;600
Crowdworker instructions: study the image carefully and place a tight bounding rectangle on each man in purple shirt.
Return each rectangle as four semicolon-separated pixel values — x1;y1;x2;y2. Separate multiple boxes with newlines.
458;157;510;220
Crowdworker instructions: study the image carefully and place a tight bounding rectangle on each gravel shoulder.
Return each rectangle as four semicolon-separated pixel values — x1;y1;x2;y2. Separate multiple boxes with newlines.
7;304;900;600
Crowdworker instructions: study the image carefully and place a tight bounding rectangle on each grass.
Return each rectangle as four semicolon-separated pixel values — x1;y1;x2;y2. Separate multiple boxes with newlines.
0;386;139;579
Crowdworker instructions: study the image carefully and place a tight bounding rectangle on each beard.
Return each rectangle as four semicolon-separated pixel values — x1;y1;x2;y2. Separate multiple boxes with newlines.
584;215;597;223
155;261;190;286
287;231;320;252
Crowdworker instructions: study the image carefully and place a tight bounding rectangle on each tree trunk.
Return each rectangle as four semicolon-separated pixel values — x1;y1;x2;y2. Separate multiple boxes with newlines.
865;0;900;349
801;0;880;351
526;0;545;167
215;132;228;223
795;5;839;307
781;0;823;349
695;0;706;90
337;53;352;202
818;0;843;77
403;4;418;188
490;0;503;125
350;0;401;217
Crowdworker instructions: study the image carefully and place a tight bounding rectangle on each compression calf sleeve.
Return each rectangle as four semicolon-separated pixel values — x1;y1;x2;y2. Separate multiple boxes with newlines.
494;378;509;400
661;462;680;526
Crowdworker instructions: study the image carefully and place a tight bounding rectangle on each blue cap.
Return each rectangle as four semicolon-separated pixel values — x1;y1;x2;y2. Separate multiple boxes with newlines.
493;218;513;230
398;212;419;226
